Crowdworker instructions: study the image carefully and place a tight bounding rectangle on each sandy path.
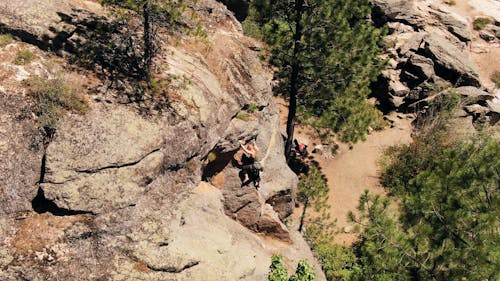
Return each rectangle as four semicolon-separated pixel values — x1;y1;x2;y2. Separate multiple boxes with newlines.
276;98;413;245
314;116;412;245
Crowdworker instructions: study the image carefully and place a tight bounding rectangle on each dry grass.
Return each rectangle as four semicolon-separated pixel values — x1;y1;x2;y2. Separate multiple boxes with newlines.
473;17;492;30
23;75;90;134
0;34;12;48
13;49;36;65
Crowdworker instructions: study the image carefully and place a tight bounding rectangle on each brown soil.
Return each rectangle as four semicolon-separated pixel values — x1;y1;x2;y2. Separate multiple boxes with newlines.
276;97;413;245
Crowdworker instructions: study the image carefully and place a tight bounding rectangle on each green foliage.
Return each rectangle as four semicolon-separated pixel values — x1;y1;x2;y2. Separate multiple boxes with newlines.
297;165;333;234
268;255;316;281
289;260;316;281
13;49;36;65
473;17;492;30
269;255;289;281
246;103;258;113
399;136;499;280
372;134;500;280
490;71;500;87
242;18;264;40
0;34;12;48
24;76;89;136
298;166;329;212
255;0;386;144
314;243;359;281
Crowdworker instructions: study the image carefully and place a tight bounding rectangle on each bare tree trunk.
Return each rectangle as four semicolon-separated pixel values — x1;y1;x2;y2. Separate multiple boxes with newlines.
143;0;152;87
285;0;304;161
298;197;309;232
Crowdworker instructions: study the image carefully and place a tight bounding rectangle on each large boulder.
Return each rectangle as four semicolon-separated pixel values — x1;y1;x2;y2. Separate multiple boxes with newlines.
419;33;480;87
429;5;471;42
372;0;425;29
402;53;435;86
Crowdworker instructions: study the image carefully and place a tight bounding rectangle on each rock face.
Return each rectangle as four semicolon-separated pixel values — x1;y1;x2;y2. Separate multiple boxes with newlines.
371;0;498;126
0;0;326;280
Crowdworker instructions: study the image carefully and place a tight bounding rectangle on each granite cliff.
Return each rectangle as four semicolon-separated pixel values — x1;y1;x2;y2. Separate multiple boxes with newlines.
0;0;325;280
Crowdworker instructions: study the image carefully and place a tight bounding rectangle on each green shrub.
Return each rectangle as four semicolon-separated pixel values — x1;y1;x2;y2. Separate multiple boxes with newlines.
473;17;492;30
14;49;36;65
0;34;12;48
24;76;89;136
247;103;258;113
268;255;316;281
268;255;289;281
490;71;500;87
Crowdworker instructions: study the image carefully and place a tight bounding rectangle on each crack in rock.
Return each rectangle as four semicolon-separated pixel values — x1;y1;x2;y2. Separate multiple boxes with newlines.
74;148;161;174
147;261;200;273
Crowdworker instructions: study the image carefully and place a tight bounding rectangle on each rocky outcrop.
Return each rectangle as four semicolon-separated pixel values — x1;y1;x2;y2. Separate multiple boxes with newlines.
372;0;426;29
0;0;326;280
371;0;498;126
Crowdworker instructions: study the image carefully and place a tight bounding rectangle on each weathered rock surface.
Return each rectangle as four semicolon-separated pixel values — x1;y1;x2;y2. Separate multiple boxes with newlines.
420;32;480;86
0;93;42;215
0;0;326;280
371;0;497;128
372;0;425;29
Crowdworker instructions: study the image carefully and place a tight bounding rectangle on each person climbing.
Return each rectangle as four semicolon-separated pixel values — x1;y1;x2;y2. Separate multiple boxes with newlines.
238;139;262;189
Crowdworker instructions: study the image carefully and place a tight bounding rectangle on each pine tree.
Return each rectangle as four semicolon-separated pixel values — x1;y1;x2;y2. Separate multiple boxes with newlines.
297;166;329;232
351;135;500;281
100;0;186;86
257;0;386;156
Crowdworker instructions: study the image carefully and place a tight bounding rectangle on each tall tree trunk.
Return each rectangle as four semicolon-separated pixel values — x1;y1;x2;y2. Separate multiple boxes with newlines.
285;0;304;161
298;197;309;232
143;1;152;87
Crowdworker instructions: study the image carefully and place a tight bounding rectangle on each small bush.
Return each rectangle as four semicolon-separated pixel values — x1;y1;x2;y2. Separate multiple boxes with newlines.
268;254;316;281
490;71;500;87
443;0;456;5
473;17;492;30
14;49;36;65
247;103;258;113
0;34;12;48
24;76;89;136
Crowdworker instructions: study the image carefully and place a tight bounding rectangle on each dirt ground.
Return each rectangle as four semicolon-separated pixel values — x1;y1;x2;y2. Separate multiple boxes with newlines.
276;98;413;245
